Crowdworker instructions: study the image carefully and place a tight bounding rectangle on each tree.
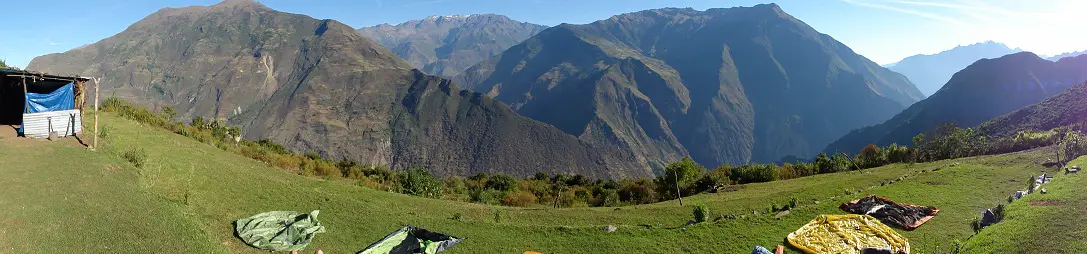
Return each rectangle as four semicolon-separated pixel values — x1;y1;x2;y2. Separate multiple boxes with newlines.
831;153;854;172
655;157;704;202
857;144;887;169
815;152;834;174
486;173;518;192
912;133;926;162
885;143;911;163
1062;131;1087;163
0;59;7;68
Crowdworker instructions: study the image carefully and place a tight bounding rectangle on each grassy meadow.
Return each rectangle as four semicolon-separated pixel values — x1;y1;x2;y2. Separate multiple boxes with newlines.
0;112;1076;253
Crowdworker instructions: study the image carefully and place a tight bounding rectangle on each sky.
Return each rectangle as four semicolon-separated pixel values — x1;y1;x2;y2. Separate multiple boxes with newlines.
1;0;1086;69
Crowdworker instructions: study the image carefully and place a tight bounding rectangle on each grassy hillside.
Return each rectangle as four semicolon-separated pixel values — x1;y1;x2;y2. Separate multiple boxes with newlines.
0;112;1072;253
958;155;1087;252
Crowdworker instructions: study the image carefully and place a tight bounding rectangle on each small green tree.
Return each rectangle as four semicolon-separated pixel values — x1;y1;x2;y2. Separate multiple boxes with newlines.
831;153;854;172
857;144;886;169
486;173;518;192
0;59;7;68
815;152;834;174
885;143;911;163
655;157;705;201
912;133;926;162
1062;131;1087;162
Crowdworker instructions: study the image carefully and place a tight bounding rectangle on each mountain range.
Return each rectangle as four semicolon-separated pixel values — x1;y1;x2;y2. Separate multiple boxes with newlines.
888;41;1022;96
455;4;923;168
1047;50;1087;61
825;52;1087;154
358;14;548;78
27;0;649;179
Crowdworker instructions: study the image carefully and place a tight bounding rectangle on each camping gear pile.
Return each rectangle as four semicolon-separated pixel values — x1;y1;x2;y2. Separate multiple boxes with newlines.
359;226;462;254
234;210;326;252
839;195;939;230
787;214;909;254
781;195;940;253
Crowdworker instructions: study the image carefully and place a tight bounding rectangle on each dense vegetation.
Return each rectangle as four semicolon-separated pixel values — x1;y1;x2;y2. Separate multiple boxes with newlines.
102;97;1087;209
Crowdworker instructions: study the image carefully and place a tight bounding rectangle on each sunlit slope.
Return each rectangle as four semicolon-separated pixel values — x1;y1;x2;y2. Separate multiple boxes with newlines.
0;113;1058;253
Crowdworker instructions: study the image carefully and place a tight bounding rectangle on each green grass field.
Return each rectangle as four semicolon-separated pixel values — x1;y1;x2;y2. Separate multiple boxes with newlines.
0;113;1078;253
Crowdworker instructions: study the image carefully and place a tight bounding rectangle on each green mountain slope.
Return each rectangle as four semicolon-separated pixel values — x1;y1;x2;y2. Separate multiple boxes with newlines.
825;53;1087;154
26;0;646;178
0;112;1063;253
975;81;1087;138
358;14;548;78
456;4;923;167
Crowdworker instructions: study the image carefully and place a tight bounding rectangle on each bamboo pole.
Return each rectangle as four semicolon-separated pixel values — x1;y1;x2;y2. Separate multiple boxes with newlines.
92;77;100;151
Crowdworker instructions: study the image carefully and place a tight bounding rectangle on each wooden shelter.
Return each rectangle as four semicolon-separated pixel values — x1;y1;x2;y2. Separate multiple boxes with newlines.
0;68;89;138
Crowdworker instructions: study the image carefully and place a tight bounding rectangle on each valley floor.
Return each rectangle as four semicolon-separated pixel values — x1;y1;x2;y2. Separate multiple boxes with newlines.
0;113;1079;253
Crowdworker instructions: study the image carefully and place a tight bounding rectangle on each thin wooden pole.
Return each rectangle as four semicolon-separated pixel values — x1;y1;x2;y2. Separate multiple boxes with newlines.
92;77;100;151
674;171;683;206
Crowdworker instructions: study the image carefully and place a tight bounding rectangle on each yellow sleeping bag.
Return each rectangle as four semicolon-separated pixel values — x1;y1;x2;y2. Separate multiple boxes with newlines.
787;214;909;254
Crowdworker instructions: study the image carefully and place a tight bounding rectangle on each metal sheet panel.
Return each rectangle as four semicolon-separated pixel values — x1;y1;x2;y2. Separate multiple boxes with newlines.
22;109;82;138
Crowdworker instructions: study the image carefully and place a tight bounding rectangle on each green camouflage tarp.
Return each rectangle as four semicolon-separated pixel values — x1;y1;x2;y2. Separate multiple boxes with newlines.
359;226;462;254
234;210;326;251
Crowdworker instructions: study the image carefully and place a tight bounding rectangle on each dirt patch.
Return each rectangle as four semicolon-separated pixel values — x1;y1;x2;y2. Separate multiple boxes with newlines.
1028;200;1065;206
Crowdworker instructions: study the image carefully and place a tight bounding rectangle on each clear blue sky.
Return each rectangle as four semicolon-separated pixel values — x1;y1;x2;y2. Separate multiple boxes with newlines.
2;0;1085;69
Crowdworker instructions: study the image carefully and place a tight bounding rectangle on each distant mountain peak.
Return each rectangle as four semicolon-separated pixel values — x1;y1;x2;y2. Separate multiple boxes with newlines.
213;0;268;9
358;14;548;78
889;41;1022;96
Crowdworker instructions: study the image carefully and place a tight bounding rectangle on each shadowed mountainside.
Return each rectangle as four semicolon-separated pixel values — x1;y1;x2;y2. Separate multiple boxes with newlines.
28;0;649;178
456;4;923;167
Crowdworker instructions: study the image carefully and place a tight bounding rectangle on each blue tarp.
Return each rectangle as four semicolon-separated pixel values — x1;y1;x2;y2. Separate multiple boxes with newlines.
25;83;75;113
19;83;75;134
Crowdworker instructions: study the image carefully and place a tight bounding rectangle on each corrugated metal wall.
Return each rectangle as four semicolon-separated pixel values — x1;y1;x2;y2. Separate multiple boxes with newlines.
22;109;82;138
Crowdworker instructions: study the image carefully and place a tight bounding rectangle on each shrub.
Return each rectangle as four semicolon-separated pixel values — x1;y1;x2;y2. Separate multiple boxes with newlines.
502;191;538;207
122;148;148;168
729;164;776;184
469;189;505;205
856;144;887;169
97;125;112;140
618;179;656;205
693;204;709;223
596;189;621;207
553;189;579;208
401;168;443;198
693;168;730;192
486;173;518;192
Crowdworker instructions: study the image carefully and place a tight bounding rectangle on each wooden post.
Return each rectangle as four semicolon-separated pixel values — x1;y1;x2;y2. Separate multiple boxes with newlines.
674;171;683;206
92;77;100;151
